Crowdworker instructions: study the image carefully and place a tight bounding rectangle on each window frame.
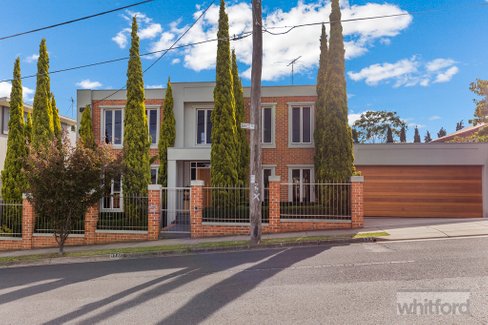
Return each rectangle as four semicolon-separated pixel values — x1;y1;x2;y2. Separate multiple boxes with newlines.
287;165;315;203
100;106;124;148
2;106;10;135
146;106;160;148
101;177;123;212
195;108;213;146
150;165;159;185
288;102;314;148
261;104;276;148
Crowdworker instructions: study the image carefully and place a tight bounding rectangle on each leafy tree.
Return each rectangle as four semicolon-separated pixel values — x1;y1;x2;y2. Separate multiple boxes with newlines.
79;105;96;148
413;126;421;143
232;49;249;186
25;112;32;145
386;126;394;143
353;111;407;144
400;126;407;143
455;120;464;131
25;137;120;253
210;0;239;187
158;78;176;186
448;125;488;143
32;39;54;150
468;79;488;126
424;131;432;143
351;128;359;144
314;0;354;181
122;16;151;194
51;94;62;146
437;127;447;138
1;58;27;200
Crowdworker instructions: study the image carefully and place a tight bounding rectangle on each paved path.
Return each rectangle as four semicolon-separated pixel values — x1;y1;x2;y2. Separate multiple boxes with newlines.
0;236;487;324
1;217;488;257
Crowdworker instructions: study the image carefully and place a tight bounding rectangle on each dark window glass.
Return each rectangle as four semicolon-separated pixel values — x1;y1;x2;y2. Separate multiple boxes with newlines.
292;169;301;202
149;110;158;144
303;169;311;202
263;169;272;188
292;107;300;143
206;110;212;144
105;110;112;144
151;168;158;184
263;108;272;143
114;110;122;144
197;110;205;144
302;107;311;143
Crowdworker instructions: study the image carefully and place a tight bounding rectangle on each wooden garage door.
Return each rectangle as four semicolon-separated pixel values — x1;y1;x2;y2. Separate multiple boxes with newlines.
357;166;483;218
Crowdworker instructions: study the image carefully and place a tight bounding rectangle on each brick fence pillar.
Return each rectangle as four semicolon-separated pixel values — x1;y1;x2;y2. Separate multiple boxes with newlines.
190;180;204;239
148;185;162;241
84;203;99;245
268;176;281;232
350;176;365;228
21;194;34;249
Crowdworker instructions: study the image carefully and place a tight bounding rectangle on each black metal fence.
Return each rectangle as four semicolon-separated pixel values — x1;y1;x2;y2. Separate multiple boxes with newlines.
97;194;148;231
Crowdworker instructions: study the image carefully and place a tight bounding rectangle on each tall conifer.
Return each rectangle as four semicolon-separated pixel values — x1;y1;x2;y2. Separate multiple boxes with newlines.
210;0;239;187
122;16;151;194
2;58;27;200
400;126;407;143
158;79;176;186
386;126;394;143
25;112;32;145
414;126;421;143
232;49;249;186
79;105;96;148
32;39;54;149
51;94;62;145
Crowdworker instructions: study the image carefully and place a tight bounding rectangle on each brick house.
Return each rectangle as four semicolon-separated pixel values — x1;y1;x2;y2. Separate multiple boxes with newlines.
77;82;488;220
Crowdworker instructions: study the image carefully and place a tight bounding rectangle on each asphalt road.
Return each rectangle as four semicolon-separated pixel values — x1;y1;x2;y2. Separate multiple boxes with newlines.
1;237;488;324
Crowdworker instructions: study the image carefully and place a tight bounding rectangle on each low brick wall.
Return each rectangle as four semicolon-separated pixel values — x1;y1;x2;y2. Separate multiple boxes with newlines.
190;177;364;239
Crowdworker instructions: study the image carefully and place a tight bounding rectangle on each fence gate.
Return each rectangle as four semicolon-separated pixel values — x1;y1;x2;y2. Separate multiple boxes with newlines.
160;187;191;237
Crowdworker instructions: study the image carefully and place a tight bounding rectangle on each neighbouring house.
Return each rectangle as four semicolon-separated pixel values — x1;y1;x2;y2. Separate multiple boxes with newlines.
431;123;487;143
77;83;488;220
0;97;77;184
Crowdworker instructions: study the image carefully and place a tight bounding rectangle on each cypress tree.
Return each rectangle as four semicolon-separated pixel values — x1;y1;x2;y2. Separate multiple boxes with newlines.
32;39;54;150
414;126;421;143
122;16;151;194
158;78;176;186
232;49;249;186
1;58;27;200
210;0;239;187
437;127;447;138
25;112;32;145
400;126;407;143
51;94;62;145
314;24;330;180
386;126;394;143
315;0;354;181
79;105;96;148
424;131;432;143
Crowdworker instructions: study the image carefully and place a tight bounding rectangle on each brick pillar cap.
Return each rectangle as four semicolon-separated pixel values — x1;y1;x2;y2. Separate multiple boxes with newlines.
268;175;281;182
350;176;364;183
191;180;205;186
148;184;162;191
22;193;31;199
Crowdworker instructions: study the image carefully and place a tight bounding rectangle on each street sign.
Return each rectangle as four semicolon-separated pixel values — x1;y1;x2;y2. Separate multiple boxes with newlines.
240;122;255;130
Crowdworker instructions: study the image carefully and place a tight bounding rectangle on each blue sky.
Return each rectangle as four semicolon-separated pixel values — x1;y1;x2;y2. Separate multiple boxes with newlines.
0;0;487;140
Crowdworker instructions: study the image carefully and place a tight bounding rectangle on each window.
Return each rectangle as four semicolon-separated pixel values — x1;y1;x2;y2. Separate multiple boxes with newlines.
147;109;159;145
2;107;10;134
290;167;313;203
151;166;159;184
102;176;122;211
262;107;273;144
262;167;275;201
103;109;123;145
290;105;312;145
196;109;212;145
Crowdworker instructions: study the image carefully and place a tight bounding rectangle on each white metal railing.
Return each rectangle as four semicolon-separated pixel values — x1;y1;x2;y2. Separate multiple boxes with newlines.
0;200;22;238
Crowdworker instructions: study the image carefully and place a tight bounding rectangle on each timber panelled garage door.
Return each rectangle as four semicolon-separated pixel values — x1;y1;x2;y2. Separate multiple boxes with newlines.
356;166;483;218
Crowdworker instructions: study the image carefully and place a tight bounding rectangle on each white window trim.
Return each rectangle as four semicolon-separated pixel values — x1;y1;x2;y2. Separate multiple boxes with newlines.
261;104;276;148
287;165;315;202
288;102;314;148
146;106;160;148
150;164;159;185
2;106;10;135
262;165;276;186
195;107;213;147
100;106;124;148
101;178;123;212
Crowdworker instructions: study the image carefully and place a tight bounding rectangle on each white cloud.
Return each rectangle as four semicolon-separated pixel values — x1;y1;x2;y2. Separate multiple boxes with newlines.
112;10;163;49
171;58;181;65
349;57;460;87
348;112;365;125
0;82;34;102
429;115;441;121
146;84;163;89
112;29;130;48
24;54;39;64
139;23;163;40
76;79;102;89
115;1;412;81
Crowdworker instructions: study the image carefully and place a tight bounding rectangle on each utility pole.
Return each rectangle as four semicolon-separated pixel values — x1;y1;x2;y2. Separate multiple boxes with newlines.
287;56;301;85
249;0;263;245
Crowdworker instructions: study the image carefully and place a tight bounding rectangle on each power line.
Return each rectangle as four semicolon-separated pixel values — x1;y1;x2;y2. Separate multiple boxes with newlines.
0;0;154;41
95;0;217;103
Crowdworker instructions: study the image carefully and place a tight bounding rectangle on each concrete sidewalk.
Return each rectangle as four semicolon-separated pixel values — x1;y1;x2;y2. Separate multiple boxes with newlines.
1;217;487;258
